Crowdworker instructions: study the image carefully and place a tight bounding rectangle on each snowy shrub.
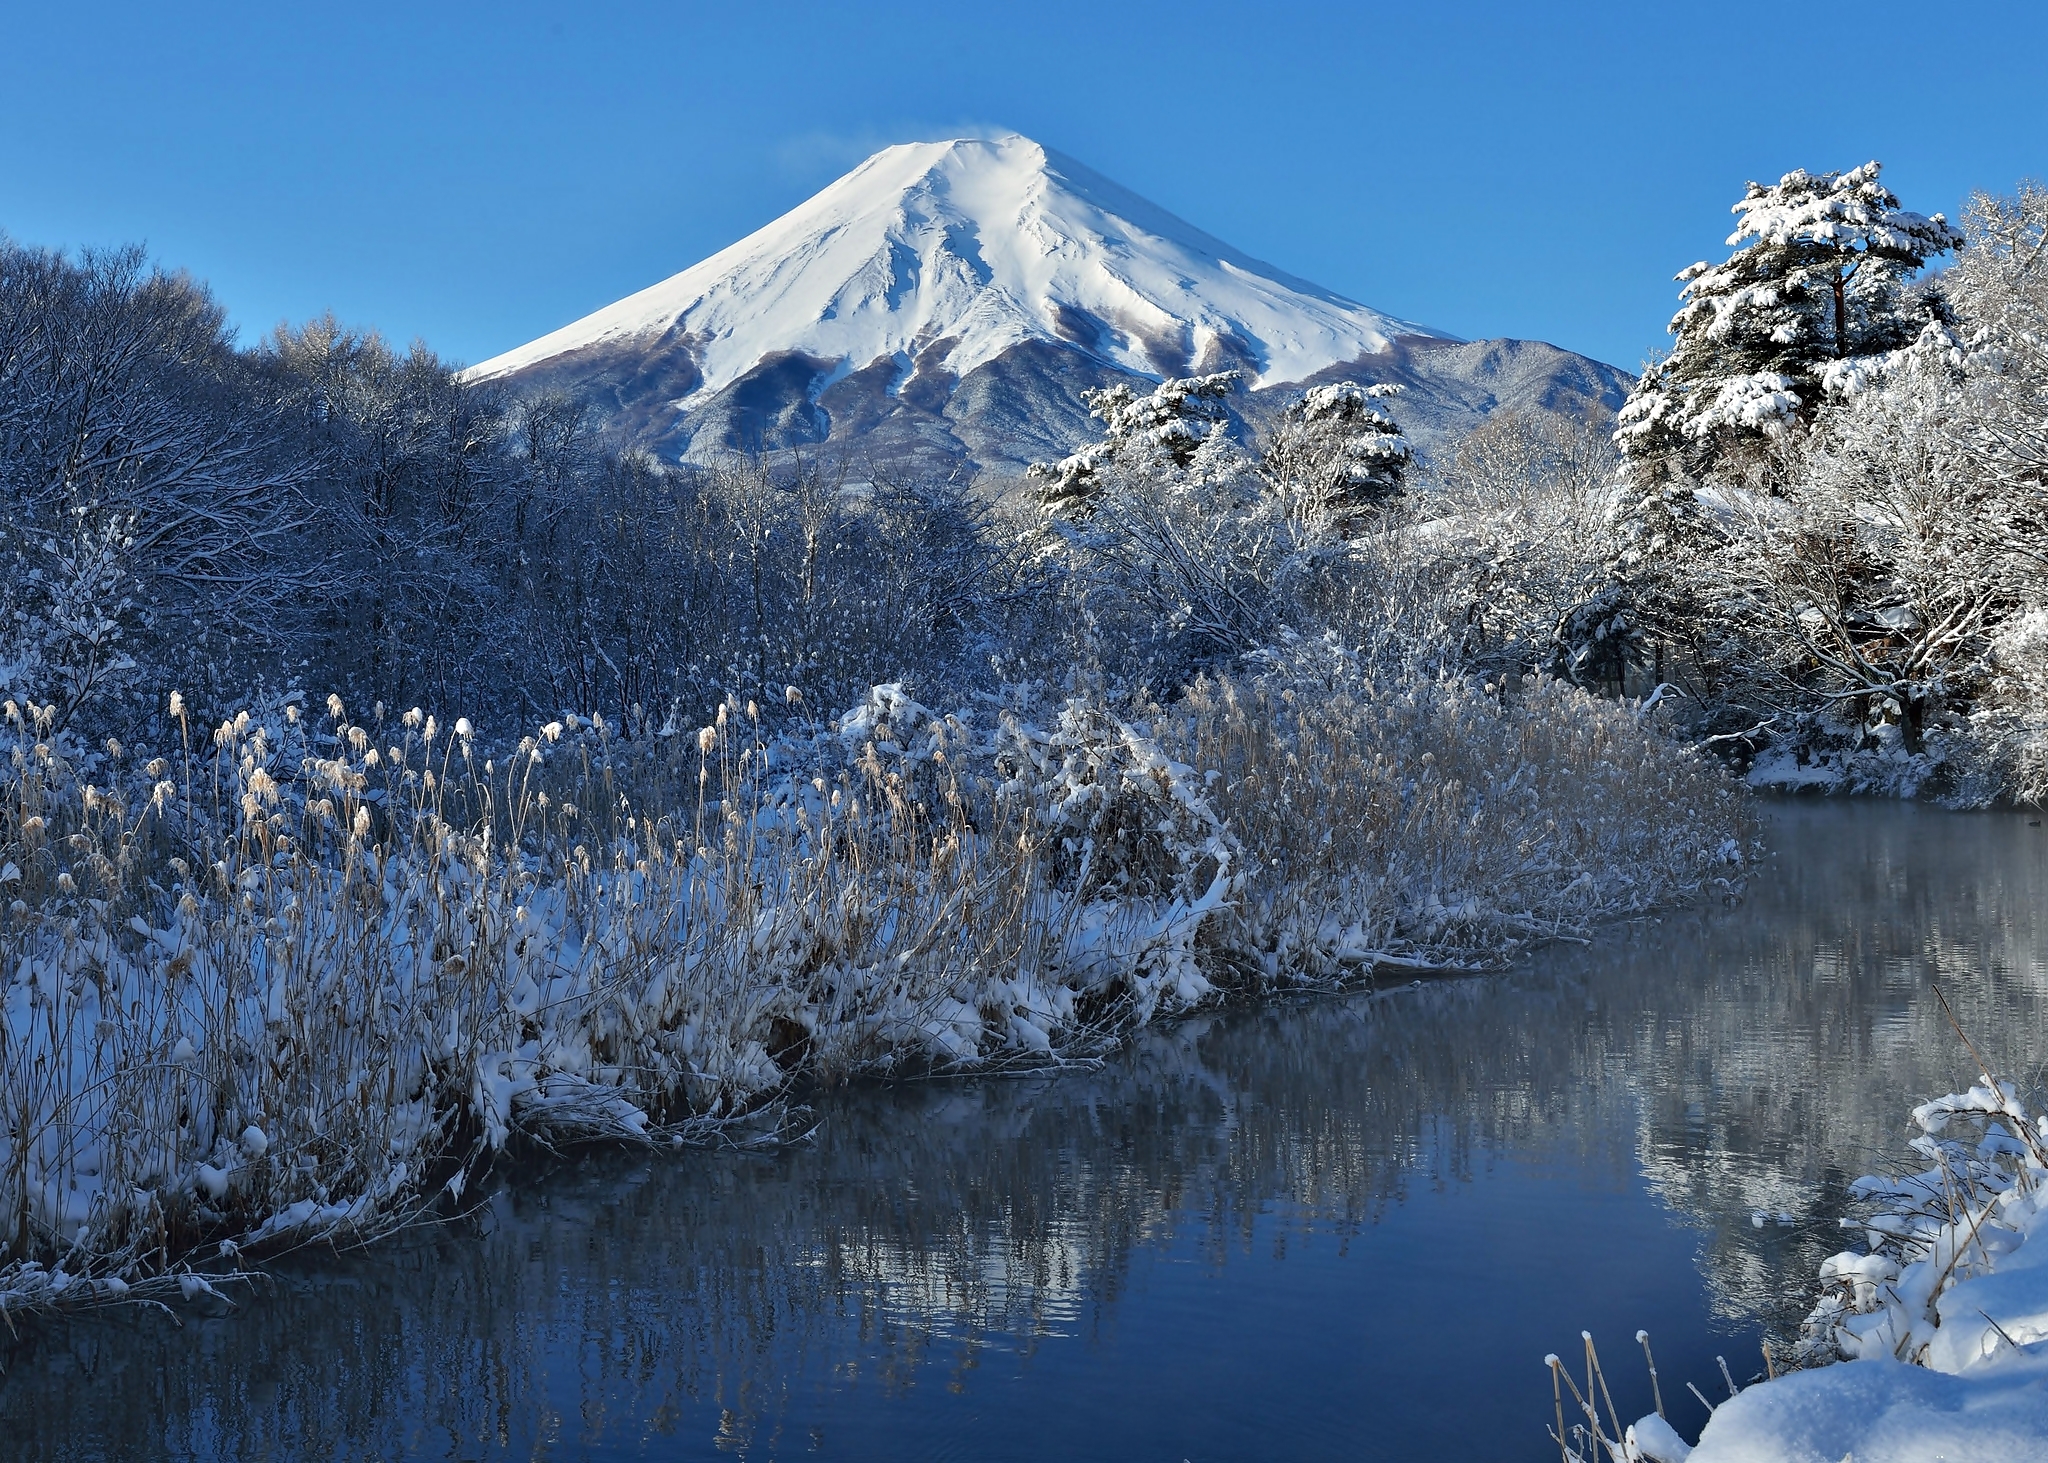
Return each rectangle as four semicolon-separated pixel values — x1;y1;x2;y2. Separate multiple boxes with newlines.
0;510;142;729
1030;371;1241;518
1341;407;1628;692
1973;609;2048;806
1795;1076;2048;1368
993;695;1238;1030
0;240;322;729
1026;375;1297;674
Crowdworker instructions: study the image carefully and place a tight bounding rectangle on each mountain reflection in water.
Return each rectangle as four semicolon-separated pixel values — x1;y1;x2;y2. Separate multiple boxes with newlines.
8;801;2047;1462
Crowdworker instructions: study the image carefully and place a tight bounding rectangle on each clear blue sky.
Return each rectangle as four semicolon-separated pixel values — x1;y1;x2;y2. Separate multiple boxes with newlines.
3;2;2041;373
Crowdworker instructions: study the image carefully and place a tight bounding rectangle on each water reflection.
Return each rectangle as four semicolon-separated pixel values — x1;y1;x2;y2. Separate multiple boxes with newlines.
7;802;2046;1461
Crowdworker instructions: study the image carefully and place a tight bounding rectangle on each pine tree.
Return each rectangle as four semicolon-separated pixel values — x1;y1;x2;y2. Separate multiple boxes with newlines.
1031;371;1240;517
1617;162;1961;483
1257;382;1410;538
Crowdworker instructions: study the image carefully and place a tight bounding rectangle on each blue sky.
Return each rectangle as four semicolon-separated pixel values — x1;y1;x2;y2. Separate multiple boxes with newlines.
3;2;2041;373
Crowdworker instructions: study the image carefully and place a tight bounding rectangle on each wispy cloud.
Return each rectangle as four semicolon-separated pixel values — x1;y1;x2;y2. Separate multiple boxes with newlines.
771;121;1016;183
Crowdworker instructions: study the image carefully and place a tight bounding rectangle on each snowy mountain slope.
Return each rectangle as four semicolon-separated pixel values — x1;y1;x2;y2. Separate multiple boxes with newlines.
468;134;1632;474
468;134;1444;394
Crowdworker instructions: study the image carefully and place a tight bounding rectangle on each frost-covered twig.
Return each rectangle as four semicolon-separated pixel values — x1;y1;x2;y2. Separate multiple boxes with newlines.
1792;1028;2048;1370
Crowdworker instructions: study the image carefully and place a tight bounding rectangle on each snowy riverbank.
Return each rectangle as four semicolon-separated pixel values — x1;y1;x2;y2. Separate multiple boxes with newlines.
1614;1074;2048;1462
1;667;1744;1317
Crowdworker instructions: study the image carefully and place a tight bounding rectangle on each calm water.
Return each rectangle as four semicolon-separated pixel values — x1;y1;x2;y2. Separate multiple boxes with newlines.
7;802;2048;1461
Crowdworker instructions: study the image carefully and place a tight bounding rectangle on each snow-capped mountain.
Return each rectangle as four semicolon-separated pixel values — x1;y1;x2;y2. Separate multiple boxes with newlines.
469;134;1629;475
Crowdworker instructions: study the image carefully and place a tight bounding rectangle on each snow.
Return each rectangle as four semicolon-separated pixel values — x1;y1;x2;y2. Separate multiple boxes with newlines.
1627;1412;1694;1461
1682;1078;2048;1463
1685;1355;2048;1463
463;135;1448;395
1725;163;1960;261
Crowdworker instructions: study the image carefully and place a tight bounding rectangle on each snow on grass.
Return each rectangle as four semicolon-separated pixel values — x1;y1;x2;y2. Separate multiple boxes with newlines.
1174;641;1749;978
1604;1070;2048;1462
0;672;1741;1320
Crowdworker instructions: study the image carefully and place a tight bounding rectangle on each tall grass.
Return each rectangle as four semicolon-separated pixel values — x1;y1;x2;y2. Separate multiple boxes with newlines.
1174;644;1749;980
0;669;1744;1317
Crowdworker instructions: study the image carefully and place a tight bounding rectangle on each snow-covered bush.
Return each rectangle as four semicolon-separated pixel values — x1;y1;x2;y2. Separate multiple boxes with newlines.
1028;373;1435;680
1971;609;2048;806
1794;1074;2048;1370
0;509;142;729
1650;1072;2048;1463
1024;371;1300;673
0;241;321;730
993;695;1238;1029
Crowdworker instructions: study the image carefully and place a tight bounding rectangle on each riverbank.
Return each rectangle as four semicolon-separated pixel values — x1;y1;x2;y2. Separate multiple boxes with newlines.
7;800;2040;1461
0;668;1743;1317
1679;1071;2048;1462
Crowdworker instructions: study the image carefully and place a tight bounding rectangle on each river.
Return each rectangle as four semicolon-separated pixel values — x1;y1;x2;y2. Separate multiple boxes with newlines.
7;801;2047;1460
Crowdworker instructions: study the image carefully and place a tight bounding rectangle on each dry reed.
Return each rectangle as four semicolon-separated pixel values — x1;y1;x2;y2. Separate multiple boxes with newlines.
1;668;1745;1319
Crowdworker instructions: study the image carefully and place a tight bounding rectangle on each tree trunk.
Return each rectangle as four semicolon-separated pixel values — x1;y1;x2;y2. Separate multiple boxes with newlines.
1901;692;1926;753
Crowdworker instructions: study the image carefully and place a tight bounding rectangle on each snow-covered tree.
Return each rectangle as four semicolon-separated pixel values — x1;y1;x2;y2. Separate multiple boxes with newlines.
1940;184;2048;563
1302;407;1630;689
1722;345;2001;749
1980;608;2048;805
1031;372;1241;517
1026;372;1303;671
1636;181;2048;796
1257;382;1410;538
0;509;141;729
0;238;326;726
1421;407;1639;691
1617;163;1961;484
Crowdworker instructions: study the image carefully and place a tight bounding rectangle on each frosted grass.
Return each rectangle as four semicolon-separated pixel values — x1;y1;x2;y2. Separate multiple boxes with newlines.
0;670;1743;1319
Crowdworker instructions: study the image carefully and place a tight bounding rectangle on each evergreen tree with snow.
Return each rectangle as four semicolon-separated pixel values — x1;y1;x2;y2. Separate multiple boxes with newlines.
1028;371;1300;668
1257;382;1410;538
1617;162;1961;485
1031;372;1241;517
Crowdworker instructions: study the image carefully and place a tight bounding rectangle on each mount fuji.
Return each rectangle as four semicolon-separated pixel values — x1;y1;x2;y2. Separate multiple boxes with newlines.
467;135;1630;477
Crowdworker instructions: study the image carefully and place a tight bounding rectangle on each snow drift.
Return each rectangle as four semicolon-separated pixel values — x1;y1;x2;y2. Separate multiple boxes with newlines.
1681;1074;2048;1462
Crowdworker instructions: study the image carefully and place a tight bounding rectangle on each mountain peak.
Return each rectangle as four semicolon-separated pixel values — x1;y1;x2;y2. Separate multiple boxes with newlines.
466;134;1448;395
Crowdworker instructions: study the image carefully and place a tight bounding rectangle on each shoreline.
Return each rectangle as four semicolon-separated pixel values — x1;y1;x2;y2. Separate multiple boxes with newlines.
1;674;1744;1322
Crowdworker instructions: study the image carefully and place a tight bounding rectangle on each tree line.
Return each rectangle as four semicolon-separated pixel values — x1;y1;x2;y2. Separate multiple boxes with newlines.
0;247;998;736
3;164;2044;801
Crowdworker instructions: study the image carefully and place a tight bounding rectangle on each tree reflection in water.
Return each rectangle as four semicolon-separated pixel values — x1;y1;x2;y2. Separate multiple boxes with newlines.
7;801;2045;1462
